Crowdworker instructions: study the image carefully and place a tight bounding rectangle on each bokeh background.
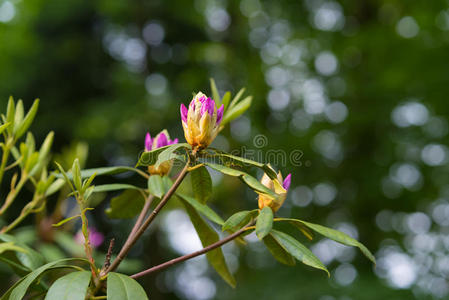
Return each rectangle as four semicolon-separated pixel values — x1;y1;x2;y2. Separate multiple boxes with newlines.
1;0;449;299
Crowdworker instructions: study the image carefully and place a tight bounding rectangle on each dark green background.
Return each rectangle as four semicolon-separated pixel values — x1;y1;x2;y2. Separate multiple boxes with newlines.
1;0;448;299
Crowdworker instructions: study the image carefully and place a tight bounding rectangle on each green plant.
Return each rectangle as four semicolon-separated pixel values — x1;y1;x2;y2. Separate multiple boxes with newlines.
0;80;375;299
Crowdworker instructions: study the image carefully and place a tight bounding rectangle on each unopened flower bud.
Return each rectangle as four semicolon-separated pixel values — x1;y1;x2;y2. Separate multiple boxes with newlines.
258;172;291;212
180;92;224;149
144;130;178;175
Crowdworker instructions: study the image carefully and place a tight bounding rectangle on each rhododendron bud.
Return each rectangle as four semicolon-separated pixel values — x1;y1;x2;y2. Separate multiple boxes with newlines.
144;130;178;175
258;172;291;212
180;92;224;149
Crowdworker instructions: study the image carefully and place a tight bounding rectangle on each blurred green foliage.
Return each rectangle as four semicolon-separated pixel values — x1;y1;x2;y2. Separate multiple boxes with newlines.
1;0;449;299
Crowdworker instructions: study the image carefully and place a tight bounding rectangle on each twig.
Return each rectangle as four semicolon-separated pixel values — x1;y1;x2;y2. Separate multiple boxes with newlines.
106;162;190;273
103;238;115;271
125;195;154;245
130;223;253;279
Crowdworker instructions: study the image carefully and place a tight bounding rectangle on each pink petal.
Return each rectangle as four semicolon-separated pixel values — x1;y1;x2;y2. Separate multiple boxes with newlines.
283;173;292;190
145;132;152;151
180;103;188;123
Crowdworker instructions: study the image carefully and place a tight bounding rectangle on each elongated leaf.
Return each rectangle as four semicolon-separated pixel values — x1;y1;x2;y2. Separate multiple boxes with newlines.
93;184;142;193
154;143;189;168
13;100;24;133
181;198;236;287
148;174;165;198
54;162;75;192
162;176;173;193
271;230;329;276
106;190;145;219
205;162;277;199
210;153;278;180
222;210;258;232
210;78;220;106
294;219;376;264
15;99;39;139
136;145;170;167
107;272;148;300
45;271;91;300
6;96;15;135
241;174;277;199
191;166;212;204
205;162;245;177
0;242;26;255
177;193;224;225
263;233;296;266
228;88;245;110
222;96;252;125
221;91;231;111
7;258;87;300
72;159;82;191
0;234;44;271
273;218;314;241
256;207;273;240
45;178;66;197
54;166;143;180
0;121;11;135
52;215;81;227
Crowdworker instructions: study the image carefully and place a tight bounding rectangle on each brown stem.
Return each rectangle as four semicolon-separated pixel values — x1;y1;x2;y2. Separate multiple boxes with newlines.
106;163;190;273
125;195;154;245
130;223;253;279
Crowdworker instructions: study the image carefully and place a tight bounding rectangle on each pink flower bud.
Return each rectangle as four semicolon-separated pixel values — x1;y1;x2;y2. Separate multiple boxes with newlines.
180;92;223;149
144;130;178;175
258;170;291;212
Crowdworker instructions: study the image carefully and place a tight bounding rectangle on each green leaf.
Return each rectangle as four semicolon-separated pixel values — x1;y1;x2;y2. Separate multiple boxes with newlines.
72;159;82;191
228;88;245;110
241;174;277;199
176;193;224;225
205;162;277;199
51;214;81;227
55;162;75;192
209;153;278;180
271;230;329;276
107;272;148;300
205;162;245;177
106;190;145;219
15;99;39;139
6;96;15;135
210;78;221;106
136;145;170;167
45;271;91;300
222;96;252;125
191;166;212;204
45;178;66;197
0;122;11;135
0;234;44;271
256;207;273;240
221;91;231;112
30;131;54;176
54;166;144;180
180;198;236;287
93;184;142;193
13;100;24;134
0;242;26;255
5;258;87;300
293;219;376;264
154;143;189;168
82;171;97;191
222;210;258;232
148;174;165;198
162;176;173;193
263;233;296;266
